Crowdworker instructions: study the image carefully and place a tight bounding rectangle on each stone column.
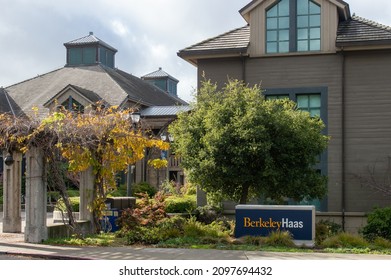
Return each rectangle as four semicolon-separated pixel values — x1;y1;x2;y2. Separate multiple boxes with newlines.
2;151;22;233
24;147;47;243
79;166;94;222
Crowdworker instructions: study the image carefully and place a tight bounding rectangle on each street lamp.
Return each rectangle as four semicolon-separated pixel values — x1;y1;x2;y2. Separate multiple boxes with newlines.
127;111;141;196
4;153;14;166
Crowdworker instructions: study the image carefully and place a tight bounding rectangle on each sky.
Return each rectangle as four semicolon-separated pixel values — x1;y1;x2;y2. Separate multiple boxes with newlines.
1;0;391;103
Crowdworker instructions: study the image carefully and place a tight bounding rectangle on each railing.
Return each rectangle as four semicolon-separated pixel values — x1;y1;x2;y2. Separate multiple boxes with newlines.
168;155;182;168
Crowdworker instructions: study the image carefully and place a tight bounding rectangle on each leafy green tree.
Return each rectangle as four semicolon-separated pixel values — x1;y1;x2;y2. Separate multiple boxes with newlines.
169;79;329;204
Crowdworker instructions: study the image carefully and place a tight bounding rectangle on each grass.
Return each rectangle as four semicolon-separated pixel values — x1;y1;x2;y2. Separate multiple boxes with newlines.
43;232;391;255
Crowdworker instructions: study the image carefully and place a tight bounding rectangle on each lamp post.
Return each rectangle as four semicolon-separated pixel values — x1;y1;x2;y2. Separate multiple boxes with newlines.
127;111;141;196
160;133;174;182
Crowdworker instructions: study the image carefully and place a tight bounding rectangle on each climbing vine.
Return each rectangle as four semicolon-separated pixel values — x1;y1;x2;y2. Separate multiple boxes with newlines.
0;106;169;234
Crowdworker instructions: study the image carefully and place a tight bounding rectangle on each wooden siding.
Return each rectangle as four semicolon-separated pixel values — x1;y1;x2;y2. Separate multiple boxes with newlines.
344;50;391;211
198;50;391;212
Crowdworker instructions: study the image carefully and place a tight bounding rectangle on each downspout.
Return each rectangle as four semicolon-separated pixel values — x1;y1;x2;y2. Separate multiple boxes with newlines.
341;48;346;231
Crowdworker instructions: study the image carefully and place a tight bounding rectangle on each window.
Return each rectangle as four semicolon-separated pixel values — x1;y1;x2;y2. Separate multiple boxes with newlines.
266;0;321;54
263;87;328;211
297;0;321;52
266;0;290;53
61;96;84;113
297;94;321;117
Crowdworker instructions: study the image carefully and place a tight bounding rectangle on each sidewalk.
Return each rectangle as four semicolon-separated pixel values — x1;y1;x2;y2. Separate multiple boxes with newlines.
1;212;391;260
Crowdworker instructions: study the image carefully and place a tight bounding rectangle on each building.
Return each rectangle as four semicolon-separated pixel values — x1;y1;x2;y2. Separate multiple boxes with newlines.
178;0;391;230
1;32;188;189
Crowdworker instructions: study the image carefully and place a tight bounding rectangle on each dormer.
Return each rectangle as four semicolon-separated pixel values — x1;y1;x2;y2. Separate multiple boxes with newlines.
64;32;118;68
239;0;350;56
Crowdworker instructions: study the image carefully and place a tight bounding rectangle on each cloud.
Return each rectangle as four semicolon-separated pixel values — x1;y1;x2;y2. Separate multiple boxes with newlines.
111;20;129;37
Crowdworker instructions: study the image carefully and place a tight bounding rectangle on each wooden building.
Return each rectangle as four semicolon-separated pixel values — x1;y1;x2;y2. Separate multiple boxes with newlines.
178;0;391;230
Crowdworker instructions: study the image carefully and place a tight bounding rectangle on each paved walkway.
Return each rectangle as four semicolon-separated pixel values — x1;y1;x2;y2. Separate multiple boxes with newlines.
1;212;391;260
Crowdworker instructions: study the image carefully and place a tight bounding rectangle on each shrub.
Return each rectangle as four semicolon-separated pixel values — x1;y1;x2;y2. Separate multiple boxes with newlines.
132;182;157;198
321;232;369;248
55;196;80;212
117;192;167;232
372;237;391;249
183;216;230;239
67;189;80;197
165;195;196;213
122;215;186;245
194;205;223;224
108;183;127;197
261;231;296;247
362;207;391;241
315;220;342;245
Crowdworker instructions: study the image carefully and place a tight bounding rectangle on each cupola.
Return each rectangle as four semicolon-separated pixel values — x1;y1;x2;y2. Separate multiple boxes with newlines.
64;32;118;68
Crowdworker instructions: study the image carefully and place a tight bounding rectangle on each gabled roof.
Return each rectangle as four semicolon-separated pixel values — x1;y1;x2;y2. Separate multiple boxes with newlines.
142;67;179;83
43;84;107;108
178;25;250;65
239;0;350;22
337;15;391;47
64;32;118;52
5;64;187;118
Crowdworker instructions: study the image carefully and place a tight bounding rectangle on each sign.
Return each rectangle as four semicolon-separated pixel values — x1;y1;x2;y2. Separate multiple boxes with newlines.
235;205;315;247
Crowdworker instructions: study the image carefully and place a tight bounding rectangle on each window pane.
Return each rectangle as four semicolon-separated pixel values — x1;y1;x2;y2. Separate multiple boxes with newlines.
297;0;309;15
267;5;278;17
279;17;290;28
310;95;321;107
267;42;277;53
310;39;321;50
298;28;308;40
279;41;289;53
267;31;277;42
310;15;320;27
279;0;290;16
297;95;308;108
310;109;321;117
310;27;320;39
279;30;289;41
267;18;278;29
309;1;321;14
297;40;308;51
297;15;308;27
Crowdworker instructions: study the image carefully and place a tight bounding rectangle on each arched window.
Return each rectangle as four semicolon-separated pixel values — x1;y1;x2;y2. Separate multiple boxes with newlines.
266;0;321;54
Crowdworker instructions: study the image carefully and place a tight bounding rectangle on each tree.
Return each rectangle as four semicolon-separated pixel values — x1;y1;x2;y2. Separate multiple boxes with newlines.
0;106;168;233
169;79;329;204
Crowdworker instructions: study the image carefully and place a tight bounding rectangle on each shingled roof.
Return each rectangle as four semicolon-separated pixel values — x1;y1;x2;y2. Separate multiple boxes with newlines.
142;67;179;82
64;32;117;52
5;64;187;118
178;25;250;65
337;15;391;47
0;87;24;117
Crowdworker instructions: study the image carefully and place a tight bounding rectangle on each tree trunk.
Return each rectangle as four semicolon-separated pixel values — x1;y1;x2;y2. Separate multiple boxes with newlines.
239;183;250;204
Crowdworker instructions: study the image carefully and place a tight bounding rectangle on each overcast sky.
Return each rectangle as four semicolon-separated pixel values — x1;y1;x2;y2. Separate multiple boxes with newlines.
1;0;391;102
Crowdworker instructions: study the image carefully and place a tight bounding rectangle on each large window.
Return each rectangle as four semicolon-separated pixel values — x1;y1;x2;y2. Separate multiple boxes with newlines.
266;0;290;53
264;87;327;211
266;0;321;54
